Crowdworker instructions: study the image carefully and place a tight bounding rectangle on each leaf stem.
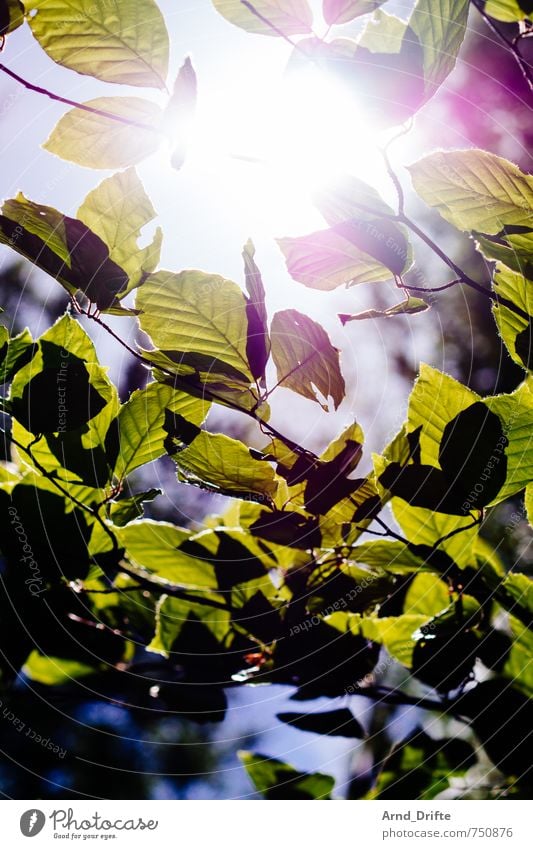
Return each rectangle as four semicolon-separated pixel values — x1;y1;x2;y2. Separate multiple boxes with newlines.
0;62;161;132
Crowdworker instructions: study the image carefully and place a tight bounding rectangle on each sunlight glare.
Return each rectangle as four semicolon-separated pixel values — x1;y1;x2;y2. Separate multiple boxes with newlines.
185;63;390;236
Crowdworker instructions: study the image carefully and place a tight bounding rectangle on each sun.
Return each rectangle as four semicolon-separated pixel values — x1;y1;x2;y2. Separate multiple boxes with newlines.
182;61;391;237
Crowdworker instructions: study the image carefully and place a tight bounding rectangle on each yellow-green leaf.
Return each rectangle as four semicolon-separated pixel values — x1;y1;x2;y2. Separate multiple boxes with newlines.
492;264;533;371
113;382;210;480
484;0;532;22
25;0;169;88
0;0;23;35
409;149;533;235
323;0;385;26
44;97;162;169
173;430;278;504
409;0;470;97
136;270;254;382
77;169;162;292
212;0;313;37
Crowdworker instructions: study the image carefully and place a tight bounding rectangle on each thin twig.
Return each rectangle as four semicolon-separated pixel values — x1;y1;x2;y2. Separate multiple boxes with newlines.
399;214;531;320
402;279;462;294
471;0;533;92
0;63;162;132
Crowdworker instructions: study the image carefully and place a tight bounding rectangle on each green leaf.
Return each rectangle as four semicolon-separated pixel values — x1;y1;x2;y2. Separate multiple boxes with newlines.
404;573;450;617
148;592;231;656
137;270;254;384
484;0;532;22
483;390;533;503
0;0;23;35
476;227;533;278
406;365;479;467
164;56;197;171
409;0;469;97
22;650;98;685
239;752;335;799
391;502;478;569
172;430;278;504
323;0;386;26
77;169;162;293
10;315;119;492
109;489;161;525
505;614;533;697
527;482;533;526
0;194;129;310
25;0;169;88
212;0;313;37
277;708;365;737
376;367;507;513
44;97;162;170
112;382;210;481
349;539;432;573
270;309;345;410
358;10;408;52
368;729;476;799
492;264;533;371
115;519;218;589
0;327;36;385
352;612;429;667
409;150;533;235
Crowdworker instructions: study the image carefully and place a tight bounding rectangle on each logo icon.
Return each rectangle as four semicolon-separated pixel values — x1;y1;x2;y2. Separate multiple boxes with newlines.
20;810;46;837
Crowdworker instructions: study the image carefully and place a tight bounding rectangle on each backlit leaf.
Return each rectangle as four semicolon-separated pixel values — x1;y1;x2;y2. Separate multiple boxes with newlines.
484;0;532;22
0;0;23;35
136;270;254;385
270;309;345;410
44;97;162;170
77;169;162;293
25;0;169;88
212;0;313;37
112;382;210;481
409;0;470;97
409;150;533;235
172;430;278;504
239;751;334;799
0;194;128;310
492;264;533;371
323;0;386;26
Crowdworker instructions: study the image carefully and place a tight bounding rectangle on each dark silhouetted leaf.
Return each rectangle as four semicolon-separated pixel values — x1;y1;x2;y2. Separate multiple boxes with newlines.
243;240;270;386
277;708;365;737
